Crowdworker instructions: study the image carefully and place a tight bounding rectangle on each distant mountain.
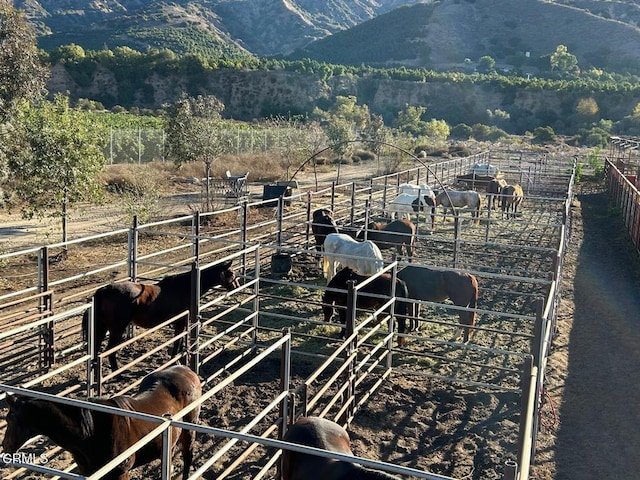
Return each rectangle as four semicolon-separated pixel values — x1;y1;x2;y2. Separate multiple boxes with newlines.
15;0;640;74
15;0;428;57
287;0;640;74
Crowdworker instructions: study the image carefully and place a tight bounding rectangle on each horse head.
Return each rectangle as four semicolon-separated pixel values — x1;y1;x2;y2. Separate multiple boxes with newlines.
219;260;240;290
312;209;339;248
2;395;38;454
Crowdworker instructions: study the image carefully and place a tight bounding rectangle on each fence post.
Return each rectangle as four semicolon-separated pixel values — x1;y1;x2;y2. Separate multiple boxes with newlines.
38;246;54;370
241;200;249;277
344;280;357;423
192;211;200;261
517;355;534;474
330;182;336;212
503;459;518;480
278;328;292;446
305;192;312;250
128;216;138;281
86;304;95;398
453;217;460;269
350;183;356;225
189;262;200;373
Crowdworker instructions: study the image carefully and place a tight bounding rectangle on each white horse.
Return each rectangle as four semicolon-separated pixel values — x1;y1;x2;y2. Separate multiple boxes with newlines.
322;233;384;282
435;189;482;224
387;184;436;229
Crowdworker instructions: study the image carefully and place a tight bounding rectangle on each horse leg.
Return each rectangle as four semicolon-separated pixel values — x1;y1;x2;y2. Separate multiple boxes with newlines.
105;326;127;371
171;319;187;363
179;428;196;480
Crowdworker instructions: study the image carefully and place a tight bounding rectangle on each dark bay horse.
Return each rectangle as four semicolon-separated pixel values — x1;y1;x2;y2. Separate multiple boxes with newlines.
501;184;524;218
281;416;401;480
83;259;240;370
322;267;409;339
311;208;339;250
357;219;416;262
397;265;479;344
1;365;202;480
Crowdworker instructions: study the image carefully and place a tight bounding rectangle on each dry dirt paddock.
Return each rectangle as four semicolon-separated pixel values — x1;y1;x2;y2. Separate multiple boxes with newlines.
1;168;638;480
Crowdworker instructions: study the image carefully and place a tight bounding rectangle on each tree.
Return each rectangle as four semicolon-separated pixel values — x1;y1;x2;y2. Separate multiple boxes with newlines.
165;94;228;211
550;45;579;76
395;105;428;136
0;4;48;124
477;56;496;74
6;95;106;243
323;118;352;184
576;97;599;119
165;94;226;168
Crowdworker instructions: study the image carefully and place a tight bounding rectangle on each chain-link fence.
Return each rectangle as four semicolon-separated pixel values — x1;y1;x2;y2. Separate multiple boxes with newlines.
104;127;321;164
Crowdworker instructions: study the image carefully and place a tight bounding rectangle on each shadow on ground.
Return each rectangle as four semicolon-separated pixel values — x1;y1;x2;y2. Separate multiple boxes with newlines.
554;191;640;480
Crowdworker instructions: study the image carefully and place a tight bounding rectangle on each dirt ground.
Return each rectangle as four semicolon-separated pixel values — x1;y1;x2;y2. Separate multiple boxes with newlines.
2;168;640;479
527;182;640;480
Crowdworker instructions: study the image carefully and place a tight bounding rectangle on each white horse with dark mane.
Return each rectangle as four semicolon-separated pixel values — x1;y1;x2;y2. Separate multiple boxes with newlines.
322;233;384;282
435;189;482;224
386;183;436;229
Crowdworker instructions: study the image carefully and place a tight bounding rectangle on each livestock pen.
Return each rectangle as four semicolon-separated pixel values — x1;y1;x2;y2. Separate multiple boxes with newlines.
0;149;575;480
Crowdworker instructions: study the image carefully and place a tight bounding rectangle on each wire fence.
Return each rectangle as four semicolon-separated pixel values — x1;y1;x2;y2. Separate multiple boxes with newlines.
105;127;320;164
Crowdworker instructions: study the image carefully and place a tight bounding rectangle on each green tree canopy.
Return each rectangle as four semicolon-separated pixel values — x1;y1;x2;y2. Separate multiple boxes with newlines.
0;4;48;124
550;45;579;76
165;94;227;168
6;94;106;242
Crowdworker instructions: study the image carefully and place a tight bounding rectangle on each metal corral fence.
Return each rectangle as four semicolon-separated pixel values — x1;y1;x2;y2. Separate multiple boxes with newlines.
0;149;575;480
604;158;640;256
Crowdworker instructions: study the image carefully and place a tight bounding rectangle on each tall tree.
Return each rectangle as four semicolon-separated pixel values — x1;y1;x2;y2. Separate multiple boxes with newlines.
550;45;579;76
0;4;48;124
165;94;228;211
6;95;106;244
0;3;48;198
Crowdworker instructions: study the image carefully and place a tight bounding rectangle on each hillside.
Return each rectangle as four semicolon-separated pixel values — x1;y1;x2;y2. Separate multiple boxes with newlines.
15;0;425;57
288;0;640;74
14;0;640;74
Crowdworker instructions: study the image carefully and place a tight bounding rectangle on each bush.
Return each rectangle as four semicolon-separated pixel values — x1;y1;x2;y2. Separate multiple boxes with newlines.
352;149;375;161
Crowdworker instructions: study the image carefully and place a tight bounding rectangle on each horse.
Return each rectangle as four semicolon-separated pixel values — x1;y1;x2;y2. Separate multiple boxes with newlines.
501;184;524;218
356;219;415;262
281;416;401;480
311;208;339;250
435;189;481;224
1;365;202;480
322;233;384;283
486;178;507;209
397;265;478;344
322;267;409;340
83;259;240;371
386;191;436;230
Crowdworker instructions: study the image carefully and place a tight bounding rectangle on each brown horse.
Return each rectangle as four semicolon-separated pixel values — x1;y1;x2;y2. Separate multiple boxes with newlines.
357;219;415;262
281;416;401;480
486;178;507;209
83;259;240;370
311;208;340;250
501;184;524;218
1;365;201;480
397;265;478;344
322;267;409;339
